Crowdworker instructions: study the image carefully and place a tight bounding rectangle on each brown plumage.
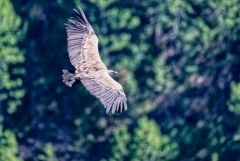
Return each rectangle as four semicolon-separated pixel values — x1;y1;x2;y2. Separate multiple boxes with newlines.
62;7;127;114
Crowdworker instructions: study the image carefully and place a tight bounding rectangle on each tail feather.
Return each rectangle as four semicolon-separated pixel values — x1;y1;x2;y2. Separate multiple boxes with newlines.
62;69;76;87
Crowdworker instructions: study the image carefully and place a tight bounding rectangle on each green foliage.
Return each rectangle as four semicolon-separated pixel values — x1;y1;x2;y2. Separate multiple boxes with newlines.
129;117;178;161
0;118;22;161
37;143;58;161
108;117;178;161
229;82;240;115
0;0;25;114
108;125;130;161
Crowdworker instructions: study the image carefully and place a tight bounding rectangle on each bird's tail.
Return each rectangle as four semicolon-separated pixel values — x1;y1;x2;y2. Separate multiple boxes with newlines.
62;70;76;87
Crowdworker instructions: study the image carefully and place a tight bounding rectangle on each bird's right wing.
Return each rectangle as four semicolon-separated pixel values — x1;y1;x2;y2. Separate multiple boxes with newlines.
65;7;96;69
80;72;127;114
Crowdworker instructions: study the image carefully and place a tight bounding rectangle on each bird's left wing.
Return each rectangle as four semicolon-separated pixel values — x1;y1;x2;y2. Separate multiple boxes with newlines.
65;7;95;68
80;72;127;114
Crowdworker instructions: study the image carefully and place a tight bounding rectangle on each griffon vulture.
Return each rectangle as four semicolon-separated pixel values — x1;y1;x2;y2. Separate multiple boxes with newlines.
62;7;127;114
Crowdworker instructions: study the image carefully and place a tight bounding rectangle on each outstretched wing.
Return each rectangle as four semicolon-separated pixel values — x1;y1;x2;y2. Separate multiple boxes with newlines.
81;72;127;114
65;7;95;68
65;7;128;114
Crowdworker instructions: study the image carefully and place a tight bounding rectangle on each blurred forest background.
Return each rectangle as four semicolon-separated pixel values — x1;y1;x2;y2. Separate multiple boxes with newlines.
0;0;240;160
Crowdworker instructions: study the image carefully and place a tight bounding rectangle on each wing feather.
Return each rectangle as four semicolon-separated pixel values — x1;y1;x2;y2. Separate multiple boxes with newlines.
104;92;116;105
119;100;123;112
123;99;127;110
66;7;95;68
117;97;122;112
112;97;120;114
106;94;117;113
81;73;127;114
101;91;115;105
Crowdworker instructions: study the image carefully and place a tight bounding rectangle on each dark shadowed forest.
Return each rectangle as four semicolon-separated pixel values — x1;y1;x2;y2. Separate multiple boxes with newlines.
1;0;240;160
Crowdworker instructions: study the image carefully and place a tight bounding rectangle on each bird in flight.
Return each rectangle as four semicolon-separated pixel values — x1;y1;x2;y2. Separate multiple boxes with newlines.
62;7;127;114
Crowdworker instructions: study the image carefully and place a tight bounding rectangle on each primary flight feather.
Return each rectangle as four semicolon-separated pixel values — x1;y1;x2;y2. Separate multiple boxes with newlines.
62;7;127;114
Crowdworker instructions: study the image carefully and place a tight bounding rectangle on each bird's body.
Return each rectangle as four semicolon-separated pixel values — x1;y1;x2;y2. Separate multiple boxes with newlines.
74;35;106;77
62;7;127;114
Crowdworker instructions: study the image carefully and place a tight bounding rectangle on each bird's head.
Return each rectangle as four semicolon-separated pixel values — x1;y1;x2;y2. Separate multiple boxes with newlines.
108;70;118;75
